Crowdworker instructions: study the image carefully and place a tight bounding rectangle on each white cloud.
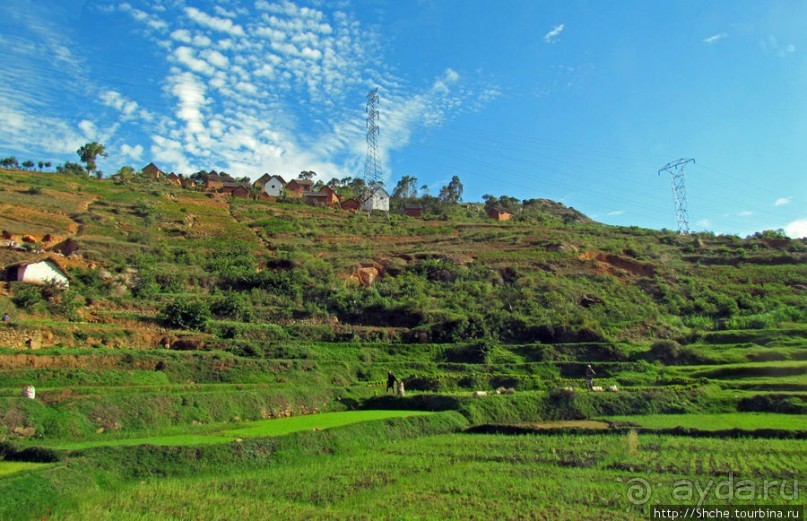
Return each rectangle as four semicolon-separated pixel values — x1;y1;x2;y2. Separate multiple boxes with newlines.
78;120;98;140
703;33;727;44
696;218;712;228
738;210;754;217
544;24;565;44
170;29;192;43
762;36;796;57
100;90;140;118
200;49;230;69
775;197;792;206
5;0;506;186
607;210;624;216
120;143;143;161
185;7;245;36
784;218;807;238
173;46;215;76
167;70;209;136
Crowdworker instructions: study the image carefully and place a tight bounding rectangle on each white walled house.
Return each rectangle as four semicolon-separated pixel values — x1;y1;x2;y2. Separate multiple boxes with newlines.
262;176;287;197
362;187;390;212
12;259;69;288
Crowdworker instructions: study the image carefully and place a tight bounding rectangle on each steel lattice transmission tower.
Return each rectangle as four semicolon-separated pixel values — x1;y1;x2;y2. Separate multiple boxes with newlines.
658;158;695;234
363;88;382;190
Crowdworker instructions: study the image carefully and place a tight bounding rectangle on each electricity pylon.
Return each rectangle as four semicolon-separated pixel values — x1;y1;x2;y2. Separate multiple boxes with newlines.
362;88;385;215
658;158;695;234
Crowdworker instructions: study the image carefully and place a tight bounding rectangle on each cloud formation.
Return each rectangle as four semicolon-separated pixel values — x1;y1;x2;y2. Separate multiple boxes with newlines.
702;33;727;44
785;218;807;238
774;197;792;206
544;24;565;44
110;1;500;181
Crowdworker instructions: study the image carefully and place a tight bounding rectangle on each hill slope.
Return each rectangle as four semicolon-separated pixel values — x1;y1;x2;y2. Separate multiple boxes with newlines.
1;168;805;350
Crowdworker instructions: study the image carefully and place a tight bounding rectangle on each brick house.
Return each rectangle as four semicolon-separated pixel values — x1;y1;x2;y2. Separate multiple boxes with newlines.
204;173;235;191
341;198;361;211
487;207;512;221
142;162;165;179
285;179;314;198
404;206;423;218
304;185;339;207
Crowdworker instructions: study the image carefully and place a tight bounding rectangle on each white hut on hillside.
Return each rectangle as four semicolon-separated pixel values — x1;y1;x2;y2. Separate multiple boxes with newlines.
362;187;389;212
7;258;69;288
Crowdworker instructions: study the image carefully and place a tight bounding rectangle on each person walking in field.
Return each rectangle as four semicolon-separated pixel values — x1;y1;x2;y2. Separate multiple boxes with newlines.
386;371;398;395
585;364;596;391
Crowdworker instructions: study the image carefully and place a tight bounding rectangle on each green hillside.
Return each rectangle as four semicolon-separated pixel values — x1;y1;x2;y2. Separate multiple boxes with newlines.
1;167;804;348
1;167;805;520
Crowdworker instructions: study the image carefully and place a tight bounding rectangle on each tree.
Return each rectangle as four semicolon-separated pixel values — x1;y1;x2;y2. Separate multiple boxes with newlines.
56;161;86;176
21;160;35;170
438;175;464;204
392;175;419;199
44;161;51;170
117;166;135;179
1;157;19;169
37;161;44;171
76;142;108;177
299;170;316;180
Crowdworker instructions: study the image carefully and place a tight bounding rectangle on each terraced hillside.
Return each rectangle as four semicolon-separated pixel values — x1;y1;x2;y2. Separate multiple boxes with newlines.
0;167;805;520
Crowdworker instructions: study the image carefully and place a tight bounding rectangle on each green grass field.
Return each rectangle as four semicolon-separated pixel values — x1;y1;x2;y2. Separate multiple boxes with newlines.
40;410;433;450
0;461;49;477
603;412;807;431
40;432;806;520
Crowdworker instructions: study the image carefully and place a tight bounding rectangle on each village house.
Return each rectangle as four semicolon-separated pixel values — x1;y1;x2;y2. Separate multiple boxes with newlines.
341;198;361;211
165;173;181;187
362;187;390;212
181;177;196;190
204;173;235;191
285;179;314;198
5;256;70;288
488;207;512;221
304;185;339;207
403;206;423;218
253;175;286;198
217;181;250;198
141;162;165;179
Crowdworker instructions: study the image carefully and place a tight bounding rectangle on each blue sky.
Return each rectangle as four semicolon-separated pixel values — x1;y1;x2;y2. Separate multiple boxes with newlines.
1;0;805;237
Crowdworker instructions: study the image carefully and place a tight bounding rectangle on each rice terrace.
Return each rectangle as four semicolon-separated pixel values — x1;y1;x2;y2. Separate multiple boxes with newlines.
0;164;804;520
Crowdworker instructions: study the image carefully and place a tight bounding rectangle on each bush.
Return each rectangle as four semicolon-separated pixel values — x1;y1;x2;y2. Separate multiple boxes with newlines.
160;298;211;331
210;293;254;322
647;340;703;365
12;286;41;309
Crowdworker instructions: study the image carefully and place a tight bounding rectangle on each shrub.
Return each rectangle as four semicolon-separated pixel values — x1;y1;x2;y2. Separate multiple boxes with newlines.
649;340;685;364
210;293;254;322
12;286;42;309
160;298;211;331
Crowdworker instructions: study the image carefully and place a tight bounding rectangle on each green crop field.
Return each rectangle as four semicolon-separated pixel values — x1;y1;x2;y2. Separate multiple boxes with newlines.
41;410;433;450
1;168;805;519
603;412;807;431
24;431;806;521
0;461;49;477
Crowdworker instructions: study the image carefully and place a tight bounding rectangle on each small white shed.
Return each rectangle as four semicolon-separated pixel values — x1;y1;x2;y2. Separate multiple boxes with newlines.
362;187;390;212
15;259;69;287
